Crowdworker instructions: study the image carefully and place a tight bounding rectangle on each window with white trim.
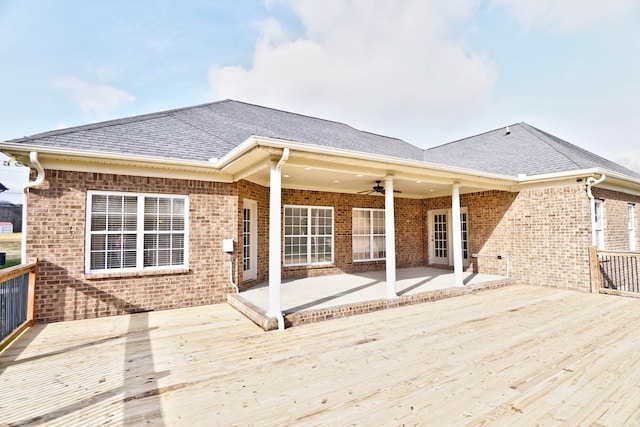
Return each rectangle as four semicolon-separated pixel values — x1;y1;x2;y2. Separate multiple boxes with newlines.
352;208;385;261
86;191;189;273
284;205;333;266
594;199;604;249
629;203;636;252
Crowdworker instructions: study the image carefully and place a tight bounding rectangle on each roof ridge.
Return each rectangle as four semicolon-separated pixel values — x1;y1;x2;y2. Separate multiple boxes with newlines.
229;99;409;142
517;122;584;170
521;123;640;178
425;122;522;152
7;99;234;143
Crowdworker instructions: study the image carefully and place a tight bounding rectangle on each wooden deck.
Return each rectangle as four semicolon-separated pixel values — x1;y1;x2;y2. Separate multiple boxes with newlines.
2;285;640;426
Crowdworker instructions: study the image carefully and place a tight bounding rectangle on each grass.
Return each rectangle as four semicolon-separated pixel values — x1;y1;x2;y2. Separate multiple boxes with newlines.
0;233;21;269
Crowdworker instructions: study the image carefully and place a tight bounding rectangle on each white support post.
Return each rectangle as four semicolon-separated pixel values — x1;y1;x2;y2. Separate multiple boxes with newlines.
385;175;397;298
268;149;289;330
451;183;464;287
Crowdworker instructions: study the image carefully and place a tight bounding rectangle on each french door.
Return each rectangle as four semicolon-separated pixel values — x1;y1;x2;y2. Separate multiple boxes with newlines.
242;199;257;282
428;208;468;266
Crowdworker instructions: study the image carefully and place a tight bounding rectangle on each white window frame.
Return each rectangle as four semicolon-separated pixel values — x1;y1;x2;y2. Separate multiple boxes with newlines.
352;208;386;262
629;203;636;252
85;191;189;274
284;205;334;266
594;199;604;249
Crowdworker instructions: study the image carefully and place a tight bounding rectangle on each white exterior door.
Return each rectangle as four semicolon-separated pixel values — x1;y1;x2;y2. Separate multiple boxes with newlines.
429;208;468;266
430;210;449;265
242;199;258;282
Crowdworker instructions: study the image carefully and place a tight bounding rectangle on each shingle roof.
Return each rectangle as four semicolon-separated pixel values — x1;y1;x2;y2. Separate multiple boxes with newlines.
423;122;640;179
7;100;424;162
7;101;638;181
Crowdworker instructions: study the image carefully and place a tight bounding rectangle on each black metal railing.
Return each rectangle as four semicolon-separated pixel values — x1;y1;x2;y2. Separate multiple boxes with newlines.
599;253;640;293
590;247;640;295
0;261;37;350
1;272;30;341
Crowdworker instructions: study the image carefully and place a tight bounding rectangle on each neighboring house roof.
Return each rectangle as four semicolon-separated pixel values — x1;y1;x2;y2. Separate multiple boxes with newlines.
423;122;640;179
7;100;424;163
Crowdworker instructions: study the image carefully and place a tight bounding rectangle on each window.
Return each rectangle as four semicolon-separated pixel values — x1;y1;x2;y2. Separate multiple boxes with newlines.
460;211;468;260
629;203;636;252
352;208;385;261
86;191;188;273
243;207;251;271
593;199;604;249
284;206;333;266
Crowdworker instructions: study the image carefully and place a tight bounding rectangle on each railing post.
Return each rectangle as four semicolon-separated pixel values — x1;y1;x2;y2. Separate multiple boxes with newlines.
26;258;38;326
588;246;601;293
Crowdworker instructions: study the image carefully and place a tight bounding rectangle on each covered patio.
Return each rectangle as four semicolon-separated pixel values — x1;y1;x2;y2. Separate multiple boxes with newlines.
228;266;512;330
228;140;518;331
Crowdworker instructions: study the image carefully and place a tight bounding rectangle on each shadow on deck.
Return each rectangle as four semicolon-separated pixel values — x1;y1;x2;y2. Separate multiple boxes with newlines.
228;267;514;330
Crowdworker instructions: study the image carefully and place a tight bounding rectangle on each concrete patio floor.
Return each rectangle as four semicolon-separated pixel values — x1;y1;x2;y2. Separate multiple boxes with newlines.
241;267;506;313
228;267;512;329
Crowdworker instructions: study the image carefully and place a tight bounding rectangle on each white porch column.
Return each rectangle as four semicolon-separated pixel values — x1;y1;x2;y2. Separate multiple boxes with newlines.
451;183;464;287
268;149;289;330
385;175;397;298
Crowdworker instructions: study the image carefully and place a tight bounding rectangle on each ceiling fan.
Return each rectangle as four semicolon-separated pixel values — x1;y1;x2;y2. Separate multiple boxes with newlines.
358;180;401;195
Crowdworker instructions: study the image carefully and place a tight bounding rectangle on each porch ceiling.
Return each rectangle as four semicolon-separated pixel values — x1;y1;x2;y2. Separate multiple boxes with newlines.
240;153;515;198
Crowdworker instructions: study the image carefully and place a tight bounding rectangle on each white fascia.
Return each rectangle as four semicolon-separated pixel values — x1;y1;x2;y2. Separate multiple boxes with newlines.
515;168;640;194
217;135;519;187
0;142;232;181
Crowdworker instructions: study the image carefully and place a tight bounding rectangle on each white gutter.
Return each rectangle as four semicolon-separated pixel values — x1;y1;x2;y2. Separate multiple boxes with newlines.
216;136;520;185
21;152;45;263
0;142;228;175
586;173;607;247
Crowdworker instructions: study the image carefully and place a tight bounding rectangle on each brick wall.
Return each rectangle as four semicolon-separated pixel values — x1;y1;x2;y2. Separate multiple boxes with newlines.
592;187;640;251
280;189;425;279
425;185;594;291
27;170;239;323
30;169;636;323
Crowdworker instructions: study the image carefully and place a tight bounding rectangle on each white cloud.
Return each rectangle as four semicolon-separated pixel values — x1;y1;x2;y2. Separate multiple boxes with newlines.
491;0;638;32
208;0;496;143
54;77;135;115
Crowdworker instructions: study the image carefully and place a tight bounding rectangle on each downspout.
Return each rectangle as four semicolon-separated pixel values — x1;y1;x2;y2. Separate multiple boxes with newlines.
21;152;45;263
228;254;239;294
269;147;289;331
276;147;290;173
586;174;606;247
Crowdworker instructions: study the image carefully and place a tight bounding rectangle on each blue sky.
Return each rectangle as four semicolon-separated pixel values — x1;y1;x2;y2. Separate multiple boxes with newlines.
1;0;639;203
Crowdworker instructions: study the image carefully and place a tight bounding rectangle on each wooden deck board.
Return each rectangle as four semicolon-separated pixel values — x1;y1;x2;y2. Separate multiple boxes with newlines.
3;285;640;425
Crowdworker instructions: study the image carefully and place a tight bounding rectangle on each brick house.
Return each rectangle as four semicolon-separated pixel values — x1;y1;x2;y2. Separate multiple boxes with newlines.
1;100;639;324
